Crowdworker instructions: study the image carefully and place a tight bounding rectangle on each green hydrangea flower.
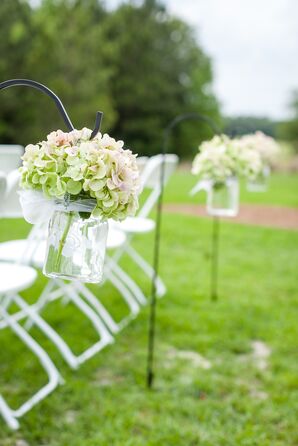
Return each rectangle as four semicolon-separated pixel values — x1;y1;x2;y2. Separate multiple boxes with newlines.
20;128;141;220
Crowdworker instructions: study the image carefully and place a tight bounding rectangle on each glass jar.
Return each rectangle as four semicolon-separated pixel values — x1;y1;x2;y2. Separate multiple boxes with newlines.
246;166;270;192
43;211;108;283
207;177;239;217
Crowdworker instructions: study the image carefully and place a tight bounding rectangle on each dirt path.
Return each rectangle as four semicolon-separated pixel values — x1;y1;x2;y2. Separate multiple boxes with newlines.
164;203;298;230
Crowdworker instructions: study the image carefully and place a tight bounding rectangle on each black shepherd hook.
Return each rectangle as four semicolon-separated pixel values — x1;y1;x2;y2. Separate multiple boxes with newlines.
146;112;221;389
0;79;103;138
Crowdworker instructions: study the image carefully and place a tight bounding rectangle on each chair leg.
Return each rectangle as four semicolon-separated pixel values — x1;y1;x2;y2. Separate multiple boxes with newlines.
24;280;56;331
14;294;79;370
74;282;120;334
23;279;114;368
105;256;147;305
104;268;141;331
125;244;166;297
0;303;60;430
75;268;140;334
0;396;19;430
105;268;140;315
54;280;114;365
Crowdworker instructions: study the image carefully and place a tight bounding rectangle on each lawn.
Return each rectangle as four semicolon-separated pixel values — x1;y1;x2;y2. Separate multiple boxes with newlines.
0;172;297;445
165;170;298;208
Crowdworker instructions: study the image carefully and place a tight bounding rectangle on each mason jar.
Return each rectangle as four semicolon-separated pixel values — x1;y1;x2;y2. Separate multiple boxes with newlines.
43;211;108;283
246;165;270;192
207;177;239;217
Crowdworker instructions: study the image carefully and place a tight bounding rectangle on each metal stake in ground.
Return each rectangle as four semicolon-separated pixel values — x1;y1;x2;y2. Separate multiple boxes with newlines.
211;216;220;301
146;112;221;389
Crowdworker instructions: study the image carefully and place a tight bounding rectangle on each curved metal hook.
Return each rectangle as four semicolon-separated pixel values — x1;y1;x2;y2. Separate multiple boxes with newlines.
91;111;103;139
0;79;103;138
166;112;221;135
164;112;221;152
146;111;222;388
0;79;74;132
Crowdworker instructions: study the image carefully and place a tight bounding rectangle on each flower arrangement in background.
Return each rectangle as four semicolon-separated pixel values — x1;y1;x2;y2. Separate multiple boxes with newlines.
231;137;263;181
234;131;280;192
20;128;140;221
191;133;276;182
191;134;264;182
191;135;237;182
236;131;280;167
190;131;280;215
191;135;240;217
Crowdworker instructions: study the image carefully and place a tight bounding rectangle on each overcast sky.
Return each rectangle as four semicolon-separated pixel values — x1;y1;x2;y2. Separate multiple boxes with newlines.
108;0;298;119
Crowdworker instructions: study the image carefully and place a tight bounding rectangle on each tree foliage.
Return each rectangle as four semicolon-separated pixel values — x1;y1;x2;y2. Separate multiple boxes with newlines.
224;116;277;138
0;0;33;142
278;91;298;153
0;0;221;157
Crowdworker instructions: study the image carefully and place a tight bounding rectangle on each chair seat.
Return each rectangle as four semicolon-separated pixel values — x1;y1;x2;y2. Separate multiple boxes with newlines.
0;240;45;267
0;262;37;294
0;228;126;268
107;228;126;249
114;217;155;234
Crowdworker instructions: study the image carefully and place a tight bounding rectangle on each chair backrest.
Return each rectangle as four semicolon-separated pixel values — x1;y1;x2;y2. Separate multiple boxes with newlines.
0;145;23;174
0;169;47;264
2;169;23;218
136;156;149;175
0;172;7;216
138;154;178;218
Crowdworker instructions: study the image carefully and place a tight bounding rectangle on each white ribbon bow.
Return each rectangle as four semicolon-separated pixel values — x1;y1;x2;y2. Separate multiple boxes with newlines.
18;190;96;224
189;179;212;197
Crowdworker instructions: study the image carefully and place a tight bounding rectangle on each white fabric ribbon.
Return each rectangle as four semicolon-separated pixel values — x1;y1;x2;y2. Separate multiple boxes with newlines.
189;179;212;197
18;190;97;224
0;172;7;196
190;177;237;197
0;172;7;215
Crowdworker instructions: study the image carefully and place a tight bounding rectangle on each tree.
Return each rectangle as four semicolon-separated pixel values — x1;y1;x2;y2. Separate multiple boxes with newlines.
224;116;277;138
22;0;116;144
278;91;298;153
0;0;34;144
0;0;220;157
103;0;221;156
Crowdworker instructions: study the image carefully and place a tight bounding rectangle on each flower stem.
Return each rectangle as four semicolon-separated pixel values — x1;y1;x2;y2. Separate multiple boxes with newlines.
55;211;73;272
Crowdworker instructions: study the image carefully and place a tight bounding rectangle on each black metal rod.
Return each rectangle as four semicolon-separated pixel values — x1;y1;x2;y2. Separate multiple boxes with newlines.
211;216;220;301
146;112;220;389
146;154;165;388
0;79;103;138
91;111;103;139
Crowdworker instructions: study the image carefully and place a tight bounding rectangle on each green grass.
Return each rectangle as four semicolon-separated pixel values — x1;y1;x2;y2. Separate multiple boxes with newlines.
0;173;297;445
165;170;298;208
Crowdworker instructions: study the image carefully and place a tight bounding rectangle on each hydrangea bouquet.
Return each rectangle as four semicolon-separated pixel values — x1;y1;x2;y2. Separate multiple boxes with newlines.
236;131;280;167
20;128;140;282
191;134;263;183
20;128;140;220
234;132;280;192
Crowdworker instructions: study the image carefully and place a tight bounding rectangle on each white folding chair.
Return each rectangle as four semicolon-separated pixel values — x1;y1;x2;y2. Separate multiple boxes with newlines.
0;145;23;174
0;175;115;369
0;172;6;215
0;262;60;430
0;225;145;333
1;169;22;218
112;154;179;298
0;171;146;340
0;216;145;343
136;156;149;174
0;233;115;369
1;169;145;310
